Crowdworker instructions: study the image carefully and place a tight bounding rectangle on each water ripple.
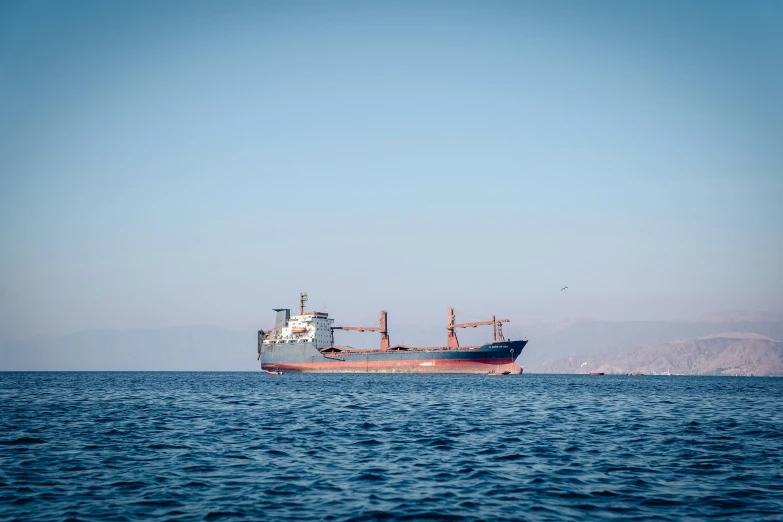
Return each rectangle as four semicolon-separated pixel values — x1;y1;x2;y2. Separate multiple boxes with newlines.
1;373;782;521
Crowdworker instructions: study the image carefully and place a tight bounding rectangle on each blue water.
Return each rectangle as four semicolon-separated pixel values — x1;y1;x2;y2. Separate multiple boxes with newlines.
1;373;782;521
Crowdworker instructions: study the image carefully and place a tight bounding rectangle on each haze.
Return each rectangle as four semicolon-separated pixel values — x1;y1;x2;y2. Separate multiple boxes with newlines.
1;1;782;349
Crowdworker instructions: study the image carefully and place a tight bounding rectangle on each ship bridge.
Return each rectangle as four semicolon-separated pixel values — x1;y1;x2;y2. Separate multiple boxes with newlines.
260;294;335;349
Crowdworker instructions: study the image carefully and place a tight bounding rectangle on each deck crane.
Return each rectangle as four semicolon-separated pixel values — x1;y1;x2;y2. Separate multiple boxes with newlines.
259;321;287;341
332;310;390;350
446;307;509;348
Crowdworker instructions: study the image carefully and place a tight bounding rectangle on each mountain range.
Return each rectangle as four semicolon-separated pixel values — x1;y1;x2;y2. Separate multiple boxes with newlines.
1;310;782;374
530;333;783;376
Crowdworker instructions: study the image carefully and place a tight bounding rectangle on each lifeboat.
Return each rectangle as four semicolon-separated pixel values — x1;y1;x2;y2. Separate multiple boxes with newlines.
291;327;307;334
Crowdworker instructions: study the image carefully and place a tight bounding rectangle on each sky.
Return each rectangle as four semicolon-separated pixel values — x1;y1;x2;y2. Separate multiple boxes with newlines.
1;0;782;344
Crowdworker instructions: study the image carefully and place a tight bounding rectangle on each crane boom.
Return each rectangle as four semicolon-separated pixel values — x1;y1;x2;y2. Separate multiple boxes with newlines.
333;326;382;332
332;310;390;350
261;321;287;340
452;318;509;329
447;307;510;348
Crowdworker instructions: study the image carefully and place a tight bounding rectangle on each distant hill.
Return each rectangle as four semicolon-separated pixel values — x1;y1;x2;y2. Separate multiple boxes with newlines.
3;311;783;372
529;333;783;376
0;326;256;371
698;332;777;341
517;318;783;367
696;310;783;323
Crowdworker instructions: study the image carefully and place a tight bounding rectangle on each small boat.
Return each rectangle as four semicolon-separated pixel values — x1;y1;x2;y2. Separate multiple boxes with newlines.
589;372;605;376
488;369;511;376
266;369;284;375
627;372;645;376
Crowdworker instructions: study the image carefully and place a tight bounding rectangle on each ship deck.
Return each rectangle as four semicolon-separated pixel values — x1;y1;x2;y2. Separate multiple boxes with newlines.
320;344;493;355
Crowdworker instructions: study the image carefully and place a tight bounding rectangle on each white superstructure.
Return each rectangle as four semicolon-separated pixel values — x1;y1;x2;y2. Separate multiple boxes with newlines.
262;312;335;350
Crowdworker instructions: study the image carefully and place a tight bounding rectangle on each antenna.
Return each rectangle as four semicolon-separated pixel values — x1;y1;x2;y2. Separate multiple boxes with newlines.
300;292;308;315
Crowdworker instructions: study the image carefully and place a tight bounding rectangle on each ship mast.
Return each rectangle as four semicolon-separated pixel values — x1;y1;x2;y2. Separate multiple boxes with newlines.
299;292;308;315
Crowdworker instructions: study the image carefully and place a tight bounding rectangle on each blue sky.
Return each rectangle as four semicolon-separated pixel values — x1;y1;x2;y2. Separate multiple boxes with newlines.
1;1;781;342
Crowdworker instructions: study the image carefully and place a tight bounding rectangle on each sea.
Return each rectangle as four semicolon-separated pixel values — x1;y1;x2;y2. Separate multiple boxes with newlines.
1;372;782;521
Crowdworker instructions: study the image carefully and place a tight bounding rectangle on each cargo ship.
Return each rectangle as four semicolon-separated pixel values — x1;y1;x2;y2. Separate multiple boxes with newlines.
257;293;527;374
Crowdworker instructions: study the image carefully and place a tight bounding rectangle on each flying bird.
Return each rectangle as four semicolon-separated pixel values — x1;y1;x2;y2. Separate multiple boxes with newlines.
561;287;568;291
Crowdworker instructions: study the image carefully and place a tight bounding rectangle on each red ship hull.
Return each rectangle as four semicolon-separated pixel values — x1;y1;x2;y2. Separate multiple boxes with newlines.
263;358;522;374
